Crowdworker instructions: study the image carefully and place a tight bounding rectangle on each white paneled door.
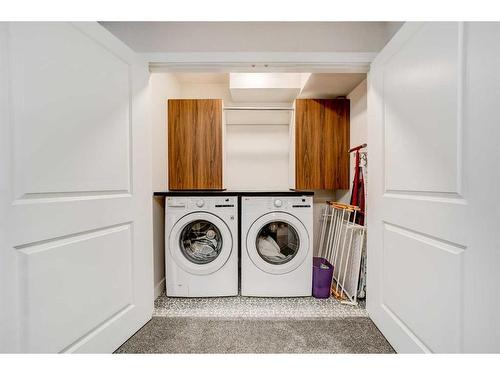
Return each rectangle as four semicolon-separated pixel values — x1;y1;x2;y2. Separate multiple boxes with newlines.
0;23;153;353
367;22;500;353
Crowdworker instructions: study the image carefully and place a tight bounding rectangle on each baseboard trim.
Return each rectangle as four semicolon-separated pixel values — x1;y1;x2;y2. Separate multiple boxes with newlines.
154;277;166;299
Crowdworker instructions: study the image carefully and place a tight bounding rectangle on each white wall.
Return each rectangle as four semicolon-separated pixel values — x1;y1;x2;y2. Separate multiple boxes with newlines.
178;80;293;191
179;82;230;101
150;73;181;297
336;78;367;203
225;122;291;190
100;22;402;53
312;190;336;256
384;22;405;41
152;73;181;191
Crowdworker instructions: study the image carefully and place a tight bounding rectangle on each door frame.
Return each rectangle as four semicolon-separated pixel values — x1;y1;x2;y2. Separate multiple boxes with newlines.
145;52;377;73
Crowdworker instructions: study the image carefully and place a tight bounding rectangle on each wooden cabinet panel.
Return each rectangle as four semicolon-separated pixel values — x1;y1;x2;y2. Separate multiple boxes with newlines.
295;99;350;190
168;99;223;190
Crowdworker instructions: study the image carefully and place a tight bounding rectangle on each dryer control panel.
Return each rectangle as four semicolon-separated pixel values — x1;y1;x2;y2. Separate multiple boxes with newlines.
243;196;312;211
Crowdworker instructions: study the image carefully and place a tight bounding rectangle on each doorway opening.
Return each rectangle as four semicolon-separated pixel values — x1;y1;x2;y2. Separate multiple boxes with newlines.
146;70;375;349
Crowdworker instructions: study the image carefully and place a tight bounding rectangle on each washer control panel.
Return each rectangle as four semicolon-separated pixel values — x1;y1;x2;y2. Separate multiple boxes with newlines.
166;196;237;211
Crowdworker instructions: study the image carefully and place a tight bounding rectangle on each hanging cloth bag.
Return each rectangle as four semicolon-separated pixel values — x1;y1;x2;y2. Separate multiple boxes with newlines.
350;150;366;225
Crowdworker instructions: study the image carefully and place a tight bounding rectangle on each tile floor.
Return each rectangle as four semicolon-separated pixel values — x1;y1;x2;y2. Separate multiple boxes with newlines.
154;293;368;319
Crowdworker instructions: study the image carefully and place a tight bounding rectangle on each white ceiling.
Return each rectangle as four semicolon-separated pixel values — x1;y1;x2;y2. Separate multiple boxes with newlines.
100;22;403;53
299;73;366;99
170;72;366;100
174;73;229;84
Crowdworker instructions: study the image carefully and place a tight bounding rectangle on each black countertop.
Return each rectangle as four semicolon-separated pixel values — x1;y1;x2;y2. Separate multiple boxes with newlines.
153;190;314;197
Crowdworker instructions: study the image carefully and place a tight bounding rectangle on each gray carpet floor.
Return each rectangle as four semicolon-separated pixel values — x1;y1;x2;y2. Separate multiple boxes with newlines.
115;317;395;354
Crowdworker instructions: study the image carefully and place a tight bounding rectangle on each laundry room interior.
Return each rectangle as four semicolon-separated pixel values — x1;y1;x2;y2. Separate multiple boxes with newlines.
148;70;371;312
2;19;499;357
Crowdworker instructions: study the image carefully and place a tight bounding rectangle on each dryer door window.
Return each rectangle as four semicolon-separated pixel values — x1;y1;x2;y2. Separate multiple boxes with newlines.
180;220;223;264
255;221;299;265
246;212;310;275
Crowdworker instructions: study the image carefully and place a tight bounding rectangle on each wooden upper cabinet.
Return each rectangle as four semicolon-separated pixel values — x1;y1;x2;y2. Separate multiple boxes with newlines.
295;99;350;190
168;99;223;190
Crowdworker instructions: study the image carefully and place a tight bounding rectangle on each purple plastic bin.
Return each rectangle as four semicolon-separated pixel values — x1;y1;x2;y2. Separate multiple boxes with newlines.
312;257;334;299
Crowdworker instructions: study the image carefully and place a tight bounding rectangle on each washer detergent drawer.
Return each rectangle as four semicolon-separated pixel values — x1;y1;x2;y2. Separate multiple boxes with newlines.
167;198;187;208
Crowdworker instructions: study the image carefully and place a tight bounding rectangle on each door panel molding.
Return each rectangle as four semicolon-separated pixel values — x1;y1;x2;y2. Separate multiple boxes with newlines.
381;222;464;353
14;190;132;204
382;22;464;196
60;303;134;353
17;223;134;352
14;222;133;251
9;22;133;199
380;303;432;353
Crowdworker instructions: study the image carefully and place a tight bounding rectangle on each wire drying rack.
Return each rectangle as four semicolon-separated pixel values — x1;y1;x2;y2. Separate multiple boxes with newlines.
317;201;366;305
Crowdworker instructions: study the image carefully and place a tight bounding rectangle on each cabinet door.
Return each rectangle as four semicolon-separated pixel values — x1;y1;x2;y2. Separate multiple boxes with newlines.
329;99;350;189
295;99;349;190
168;99;223;190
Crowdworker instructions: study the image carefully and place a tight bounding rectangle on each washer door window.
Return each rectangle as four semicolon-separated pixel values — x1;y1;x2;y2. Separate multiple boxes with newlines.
256;221;299;265
170;212;232;275
180;220;223;264
247;212;309;275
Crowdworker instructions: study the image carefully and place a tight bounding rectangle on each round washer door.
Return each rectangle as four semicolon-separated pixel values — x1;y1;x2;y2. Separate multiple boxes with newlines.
169;212;233;275
246;212;310;275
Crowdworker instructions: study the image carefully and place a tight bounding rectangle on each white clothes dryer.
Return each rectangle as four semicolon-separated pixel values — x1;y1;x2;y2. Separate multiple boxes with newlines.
241;195;313;297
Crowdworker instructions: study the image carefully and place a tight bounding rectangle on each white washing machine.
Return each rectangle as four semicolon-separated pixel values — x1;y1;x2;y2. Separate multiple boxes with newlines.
165;196;238;297
241;195;313;297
